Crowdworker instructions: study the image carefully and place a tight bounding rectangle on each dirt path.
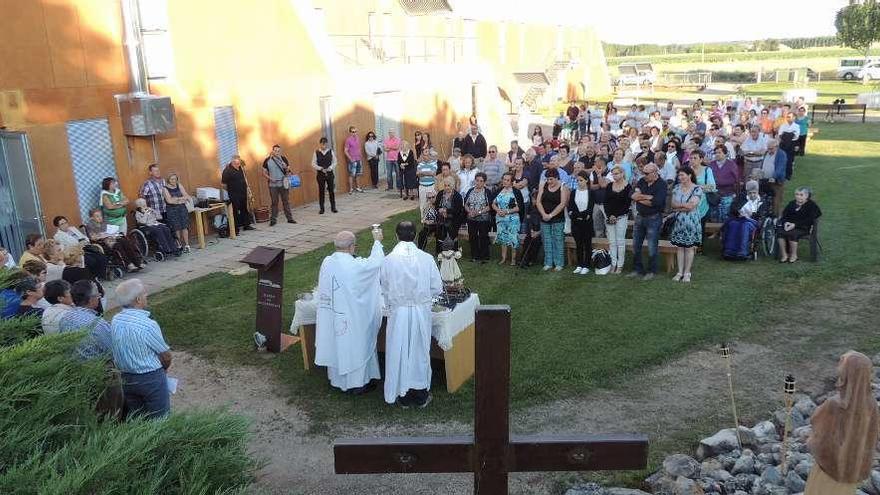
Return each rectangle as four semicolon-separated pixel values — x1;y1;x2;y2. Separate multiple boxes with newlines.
171;276;880;495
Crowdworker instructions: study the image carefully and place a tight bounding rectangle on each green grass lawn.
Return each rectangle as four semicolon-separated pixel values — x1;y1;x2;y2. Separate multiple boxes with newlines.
150;123;880;432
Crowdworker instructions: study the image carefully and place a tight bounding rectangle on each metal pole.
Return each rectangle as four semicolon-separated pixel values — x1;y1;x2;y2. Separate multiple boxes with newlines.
119;0;149;95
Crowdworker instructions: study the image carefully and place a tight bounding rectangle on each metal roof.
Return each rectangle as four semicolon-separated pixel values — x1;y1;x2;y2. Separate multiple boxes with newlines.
398;0;453;15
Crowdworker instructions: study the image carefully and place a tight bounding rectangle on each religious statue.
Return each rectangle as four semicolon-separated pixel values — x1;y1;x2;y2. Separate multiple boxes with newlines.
436;235;469;308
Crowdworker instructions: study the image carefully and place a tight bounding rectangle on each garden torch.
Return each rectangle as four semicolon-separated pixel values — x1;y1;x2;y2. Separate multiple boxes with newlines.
720;343;742;448
780;374;796;474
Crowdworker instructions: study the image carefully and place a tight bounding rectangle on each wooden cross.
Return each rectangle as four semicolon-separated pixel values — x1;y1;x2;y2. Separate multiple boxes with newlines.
333;305;648;494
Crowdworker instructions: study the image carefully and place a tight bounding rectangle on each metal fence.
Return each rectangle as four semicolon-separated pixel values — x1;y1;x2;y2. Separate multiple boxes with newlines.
656;72;713;87
329;34;476;66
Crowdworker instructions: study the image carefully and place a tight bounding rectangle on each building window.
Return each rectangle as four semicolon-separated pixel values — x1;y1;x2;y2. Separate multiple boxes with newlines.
137;0;174;80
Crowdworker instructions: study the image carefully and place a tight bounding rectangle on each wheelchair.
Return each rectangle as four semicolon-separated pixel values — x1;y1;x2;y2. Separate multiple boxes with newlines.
129;226;180;262
80;237;126;281
128;212;181;262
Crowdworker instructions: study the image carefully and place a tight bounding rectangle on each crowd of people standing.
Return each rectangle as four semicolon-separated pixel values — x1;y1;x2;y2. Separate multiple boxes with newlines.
365;96;821;282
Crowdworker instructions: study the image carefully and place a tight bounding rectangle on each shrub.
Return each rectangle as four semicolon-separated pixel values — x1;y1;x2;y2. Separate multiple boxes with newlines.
0;411;257;494
0;333;107;470
0;331;258;494
0;315;41;348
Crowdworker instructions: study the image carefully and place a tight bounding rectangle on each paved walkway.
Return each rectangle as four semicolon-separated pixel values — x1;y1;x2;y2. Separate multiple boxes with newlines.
104;189;417;301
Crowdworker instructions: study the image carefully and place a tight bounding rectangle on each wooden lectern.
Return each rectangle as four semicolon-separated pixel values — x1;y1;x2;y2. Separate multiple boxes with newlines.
241;246;287;353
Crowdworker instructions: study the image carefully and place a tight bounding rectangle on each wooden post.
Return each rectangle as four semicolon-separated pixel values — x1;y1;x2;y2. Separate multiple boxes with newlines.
474;306;511;493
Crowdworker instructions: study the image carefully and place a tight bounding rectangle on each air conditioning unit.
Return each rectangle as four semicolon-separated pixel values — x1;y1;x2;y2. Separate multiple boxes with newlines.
117;95;176;136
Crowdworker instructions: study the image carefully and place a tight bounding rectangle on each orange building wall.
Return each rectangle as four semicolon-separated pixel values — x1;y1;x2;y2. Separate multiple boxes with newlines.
0;0;608;234
0;0;129;227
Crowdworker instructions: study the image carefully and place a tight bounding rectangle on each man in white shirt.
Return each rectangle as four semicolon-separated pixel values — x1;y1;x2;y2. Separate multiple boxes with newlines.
741;126;768;155
314;229;385;394
741;125;769;178
41;279;73;335
380;221;442;408
776;112;801;141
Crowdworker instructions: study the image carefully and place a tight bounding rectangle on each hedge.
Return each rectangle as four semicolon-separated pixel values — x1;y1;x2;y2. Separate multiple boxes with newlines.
0;283;259;494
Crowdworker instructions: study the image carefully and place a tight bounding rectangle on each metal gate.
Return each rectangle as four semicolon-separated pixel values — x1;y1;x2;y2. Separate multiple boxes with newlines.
0;131;44;261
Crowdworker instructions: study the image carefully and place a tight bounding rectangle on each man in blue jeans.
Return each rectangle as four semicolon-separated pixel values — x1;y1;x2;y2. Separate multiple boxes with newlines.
110;278;173;419
628;163;667;281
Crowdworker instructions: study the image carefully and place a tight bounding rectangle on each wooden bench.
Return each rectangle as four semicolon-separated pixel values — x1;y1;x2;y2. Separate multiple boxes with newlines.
623;219;722;236
454;227;678;272
565;236;677;273
811;103;867;123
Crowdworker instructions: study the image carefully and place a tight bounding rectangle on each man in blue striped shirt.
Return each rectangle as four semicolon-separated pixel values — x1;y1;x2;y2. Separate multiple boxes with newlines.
58;280;111;360
110;279;172;419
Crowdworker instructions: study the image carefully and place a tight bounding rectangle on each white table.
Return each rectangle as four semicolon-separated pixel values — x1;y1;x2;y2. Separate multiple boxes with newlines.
290;293;481;393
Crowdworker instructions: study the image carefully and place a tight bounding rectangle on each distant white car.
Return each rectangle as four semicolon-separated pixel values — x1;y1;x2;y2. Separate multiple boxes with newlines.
838;57;880;80
857;62;880;80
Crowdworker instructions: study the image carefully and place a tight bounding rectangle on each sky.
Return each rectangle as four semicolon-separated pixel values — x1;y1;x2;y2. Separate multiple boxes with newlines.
460;0;850;45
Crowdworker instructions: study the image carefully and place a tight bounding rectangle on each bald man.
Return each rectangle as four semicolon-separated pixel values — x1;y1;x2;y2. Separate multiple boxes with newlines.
629;162;667;280
314;228;385;394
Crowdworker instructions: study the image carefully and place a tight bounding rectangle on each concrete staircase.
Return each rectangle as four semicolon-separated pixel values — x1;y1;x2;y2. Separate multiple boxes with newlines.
521;59;572;110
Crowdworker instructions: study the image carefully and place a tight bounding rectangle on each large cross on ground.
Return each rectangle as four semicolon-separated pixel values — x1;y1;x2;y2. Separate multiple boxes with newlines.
333;305;649;494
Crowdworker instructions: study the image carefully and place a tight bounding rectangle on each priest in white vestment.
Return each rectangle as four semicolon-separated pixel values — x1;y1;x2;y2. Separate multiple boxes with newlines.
315;229;384;394
380;222;443;407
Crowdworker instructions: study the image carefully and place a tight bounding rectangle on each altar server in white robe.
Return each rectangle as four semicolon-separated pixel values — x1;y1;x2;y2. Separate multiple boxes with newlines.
380;221;443;407
315;229;384;394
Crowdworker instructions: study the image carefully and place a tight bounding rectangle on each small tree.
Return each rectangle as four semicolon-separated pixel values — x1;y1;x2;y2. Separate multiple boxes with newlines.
835;0;880;82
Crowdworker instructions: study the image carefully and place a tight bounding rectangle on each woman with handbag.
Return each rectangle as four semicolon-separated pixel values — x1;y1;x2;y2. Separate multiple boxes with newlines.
604;167;632;274
689;150;716;243
669;167;704;282
162;173;192;253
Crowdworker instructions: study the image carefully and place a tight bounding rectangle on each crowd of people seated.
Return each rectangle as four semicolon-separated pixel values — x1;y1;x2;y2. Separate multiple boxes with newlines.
0;269;174;419
0;163;206;343
375;97;819;282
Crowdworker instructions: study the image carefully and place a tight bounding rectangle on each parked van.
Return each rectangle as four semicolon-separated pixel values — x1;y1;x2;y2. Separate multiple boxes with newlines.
616;62;656;86
838;57;880;80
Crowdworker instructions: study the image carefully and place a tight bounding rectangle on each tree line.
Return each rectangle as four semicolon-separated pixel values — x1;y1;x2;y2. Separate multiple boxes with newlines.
603;36;840;58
